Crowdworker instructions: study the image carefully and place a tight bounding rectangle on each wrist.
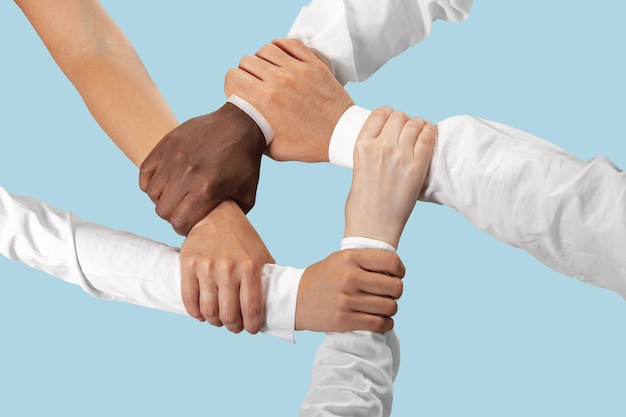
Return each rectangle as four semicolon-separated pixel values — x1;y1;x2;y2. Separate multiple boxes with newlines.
222;102;267;157
226;95;274;146
329;106;372;169
343;223;401;250
190;200;241;230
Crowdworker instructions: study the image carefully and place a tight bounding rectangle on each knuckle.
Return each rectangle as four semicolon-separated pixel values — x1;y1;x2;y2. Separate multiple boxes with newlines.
244;300;263;320
200;305;219;322
336;293;351;311
239;258;256;274
339;249;356;264
387;255;404;277
145;182;161;201
259;44;276;57
181;290;197;306
217;258;238;277
405;117;425;129
219;309;239;326
391;279;404;299
170;217;189;236
371;106;394;120
154;204;170;221
224;67;235;82
336;270;354;289
238;54;255;68
367;315;387;333
385;299;399;316
389;111;410;122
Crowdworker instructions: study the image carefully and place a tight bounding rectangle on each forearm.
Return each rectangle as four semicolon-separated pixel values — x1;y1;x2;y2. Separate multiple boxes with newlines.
425;116;626;295
288;0;473;84
76;222;302;341
329;108;626;295
300;238;400;417
0;185;301;341
16;0;177;166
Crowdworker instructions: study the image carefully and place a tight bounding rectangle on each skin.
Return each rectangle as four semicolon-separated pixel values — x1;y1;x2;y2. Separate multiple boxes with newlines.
296;249;405;332
225;38;354;162
345;108;436;248
139;104;266;236
16;0;405;335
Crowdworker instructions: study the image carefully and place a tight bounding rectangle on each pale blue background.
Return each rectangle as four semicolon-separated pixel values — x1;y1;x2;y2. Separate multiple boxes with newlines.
1;1;625;416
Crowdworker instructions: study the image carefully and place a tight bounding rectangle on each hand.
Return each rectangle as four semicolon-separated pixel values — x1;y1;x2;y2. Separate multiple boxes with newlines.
295;249;405;333
225;38;354;162
179;200;274;334
345;107;437;248
139;103;266;235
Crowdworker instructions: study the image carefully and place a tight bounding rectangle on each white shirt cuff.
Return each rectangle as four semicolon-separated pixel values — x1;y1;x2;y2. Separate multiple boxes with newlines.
260;264;304;343
328;105;372;169
227;94;275;145
341;236;397;253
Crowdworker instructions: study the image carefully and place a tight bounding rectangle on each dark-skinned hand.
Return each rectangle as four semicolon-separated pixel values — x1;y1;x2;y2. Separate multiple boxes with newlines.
139;102;265;235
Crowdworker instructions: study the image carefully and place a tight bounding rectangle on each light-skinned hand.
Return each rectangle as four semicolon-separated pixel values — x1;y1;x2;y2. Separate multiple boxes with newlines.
345;107;437;248
295;249;405;333
179;200;274;334
225;38;354;162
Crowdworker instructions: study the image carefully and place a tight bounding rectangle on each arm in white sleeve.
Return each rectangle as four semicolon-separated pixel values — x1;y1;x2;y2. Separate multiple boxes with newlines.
227;0;473;144
424;116;626;296
300;237;400;417
0;186;302;342
328;109;626;297
288;0;473;84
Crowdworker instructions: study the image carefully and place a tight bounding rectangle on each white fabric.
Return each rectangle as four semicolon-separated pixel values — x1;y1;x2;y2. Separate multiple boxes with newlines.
227;0;473;146
328;106;371;168
328;109;626;297
288;0;473;85
227;94;275;145
0;186;302;342
300;237;400;417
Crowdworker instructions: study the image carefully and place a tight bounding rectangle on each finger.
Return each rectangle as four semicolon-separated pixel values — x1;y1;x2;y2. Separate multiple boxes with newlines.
345;312;394;333
398;116;425;151
351;293;399;317
169;192;217;236
378;111;410;144
138;151;159;192
142;163;171;207
197;270;222;327
238;54;277;81
240;270;264;334
218;278;244;334
180;260;204;322
224;68;262;98
255;43;292;67
414;121;437;161
271;38;317;62
349;249;406;278
153;177;189;226
359;106;395;140
358;273;404;300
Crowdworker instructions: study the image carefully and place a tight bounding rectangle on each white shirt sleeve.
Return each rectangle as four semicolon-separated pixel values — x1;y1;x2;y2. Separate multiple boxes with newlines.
328;108;626;298
0;186;302;342
288;0;473;84
299;237;400;417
